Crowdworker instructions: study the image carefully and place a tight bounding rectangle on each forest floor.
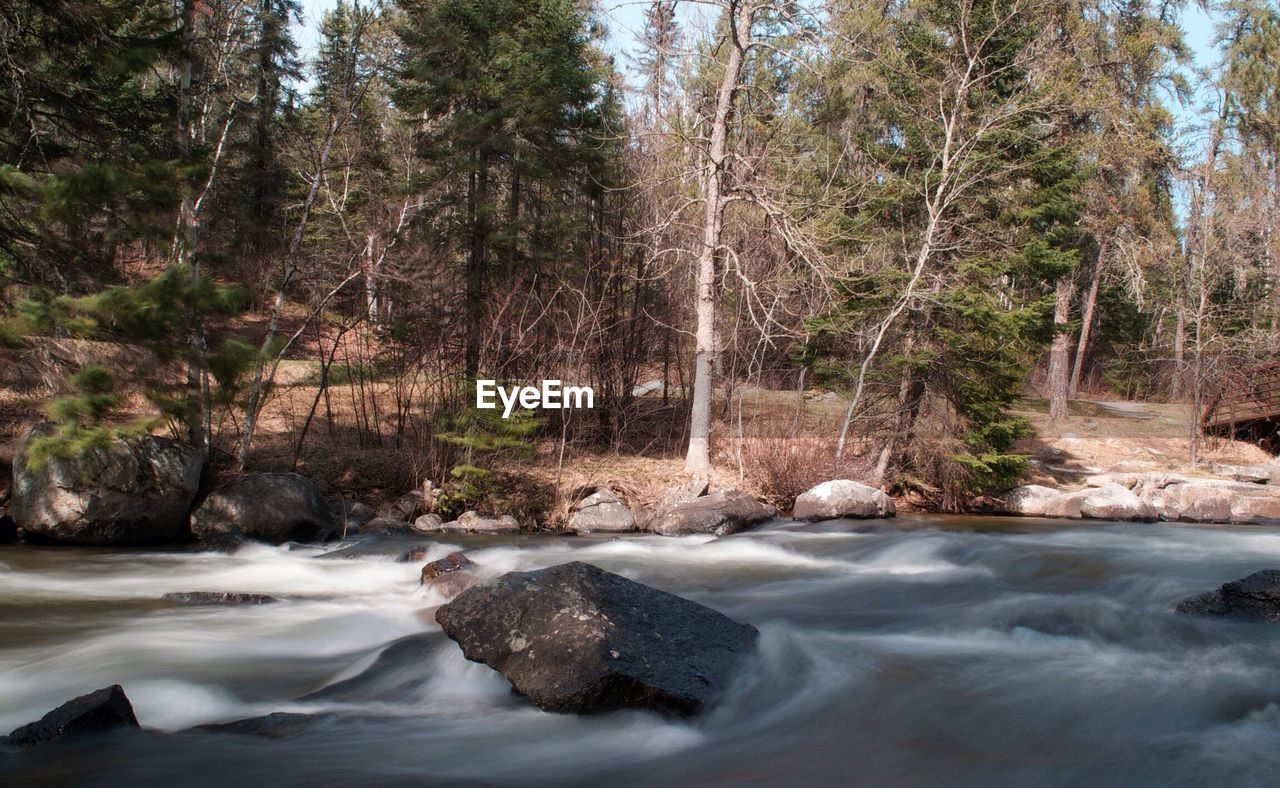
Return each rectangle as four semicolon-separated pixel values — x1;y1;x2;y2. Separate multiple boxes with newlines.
0;337;1272;522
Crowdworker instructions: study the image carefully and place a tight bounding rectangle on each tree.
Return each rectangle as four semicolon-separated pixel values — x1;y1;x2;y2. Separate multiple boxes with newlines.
394;0;608;378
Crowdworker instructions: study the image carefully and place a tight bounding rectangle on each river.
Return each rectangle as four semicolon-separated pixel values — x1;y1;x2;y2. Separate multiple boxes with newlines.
2;516;1280;786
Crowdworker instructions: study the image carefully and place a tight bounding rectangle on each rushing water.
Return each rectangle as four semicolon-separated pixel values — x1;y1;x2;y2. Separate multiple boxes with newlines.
3;516;1280;786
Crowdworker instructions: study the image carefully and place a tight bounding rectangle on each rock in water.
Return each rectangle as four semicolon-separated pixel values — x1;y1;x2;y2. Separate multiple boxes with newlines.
436;561;758;715
568;488;637;534
793;479;895;520
646;489;775;536
162;591;278;605
10;424;202;545
421;551;475;580
190;473;334;545
6;685;139;746
1176;570;1280;623
191;712;322;738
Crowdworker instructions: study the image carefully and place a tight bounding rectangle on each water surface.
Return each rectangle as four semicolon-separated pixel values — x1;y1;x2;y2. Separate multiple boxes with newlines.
2;516;1279;786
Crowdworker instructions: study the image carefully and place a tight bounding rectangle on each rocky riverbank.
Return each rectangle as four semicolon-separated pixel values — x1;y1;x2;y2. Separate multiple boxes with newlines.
998;464;1280;524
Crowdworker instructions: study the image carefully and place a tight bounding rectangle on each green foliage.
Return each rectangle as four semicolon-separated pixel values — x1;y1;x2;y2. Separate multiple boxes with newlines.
0;0;180;284
12;266;253;463
433;386;541;511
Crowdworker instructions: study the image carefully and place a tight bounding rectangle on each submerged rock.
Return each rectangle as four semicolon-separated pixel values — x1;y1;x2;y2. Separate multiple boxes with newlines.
568;488;637;534
6;685;138;747
191;712;322;738
646;489;775;536
190;473;334;545
792;479;895;520
396;547;429;564
162;591;278;605
1176;570;1280;623
436;561;758;715
9;424;202;545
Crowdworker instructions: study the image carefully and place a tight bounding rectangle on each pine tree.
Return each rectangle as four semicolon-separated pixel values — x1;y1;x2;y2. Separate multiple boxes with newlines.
393;0;608;377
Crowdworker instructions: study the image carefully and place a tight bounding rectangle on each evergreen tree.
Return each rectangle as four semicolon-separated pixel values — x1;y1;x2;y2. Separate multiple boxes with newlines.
0;0;180;286
393;0;609;377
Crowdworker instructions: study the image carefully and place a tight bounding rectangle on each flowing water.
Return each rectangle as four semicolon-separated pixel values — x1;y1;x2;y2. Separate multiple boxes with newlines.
3;516;1280;786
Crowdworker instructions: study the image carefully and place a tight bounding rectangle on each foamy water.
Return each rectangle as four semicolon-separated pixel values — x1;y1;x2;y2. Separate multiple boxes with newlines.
3;518;1280;785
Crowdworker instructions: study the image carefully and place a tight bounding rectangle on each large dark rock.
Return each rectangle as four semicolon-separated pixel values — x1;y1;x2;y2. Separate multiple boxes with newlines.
190;473;334;545
6;685;139;747
9;424;202;545
436;561;758;715
1176;570;1280;623
646;489;775;536
162;591;278;605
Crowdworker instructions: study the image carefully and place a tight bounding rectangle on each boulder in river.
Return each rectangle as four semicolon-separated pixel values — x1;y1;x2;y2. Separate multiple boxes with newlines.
436;561;758;715
421;551;478;596
646;489;775;536
6;684;138;747
190;473;335;545
9;424;202;545
792;479;895;520
162;591;278;605
421;551;475;581
568;488;637;534
1176;570;1280;623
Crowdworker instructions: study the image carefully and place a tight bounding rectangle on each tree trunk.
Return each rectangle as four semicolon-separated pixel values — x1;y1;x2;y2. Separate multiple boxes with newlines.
464;151;489;378
1048;274;1072;421
1069;236;1106;399
684;0;751;476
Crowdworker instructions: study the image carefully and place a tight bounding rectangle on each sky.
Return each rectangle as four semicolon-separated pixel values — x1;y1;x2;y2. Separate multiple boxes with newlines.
292;0;1225;135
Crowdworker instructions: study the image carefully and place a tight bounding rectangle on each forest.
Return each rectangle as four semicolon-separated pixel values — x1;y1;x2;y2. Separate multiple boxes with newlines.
2;0;1279;518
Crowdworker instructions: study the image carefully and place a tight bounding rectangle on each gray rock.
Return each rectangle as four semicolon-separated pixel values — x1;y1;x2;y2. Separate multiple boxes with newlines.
190;473;334;545
9;424;202;545
162;591;277;605
792;479;895;520
1176;570;1280;623
332;501;375;532
356;516;415;536
569;488;637;533
1080;483;1157;521
646;489;775;536
1211;464;1280;484
436;562;758;715
436;511;520;534
1001;485;1089;518
413;513;443;531
378;491;425;521
6;684;138;747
